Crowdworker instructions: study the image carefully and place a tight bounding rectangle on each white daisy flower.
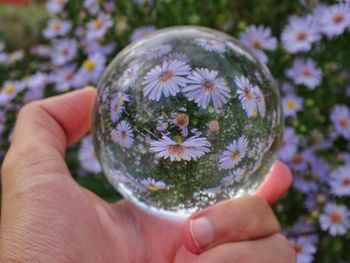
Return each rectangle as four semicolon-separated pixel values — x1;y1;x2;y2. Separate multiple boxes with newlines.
110;93;130;122
140;178;167;191
219;136;249;170
183;68;231;110
78;135;101;173
194;38;226;53
234;76;257;117
146;44;172;59
150;135;211;162
142;60;191;101
111;120;134;148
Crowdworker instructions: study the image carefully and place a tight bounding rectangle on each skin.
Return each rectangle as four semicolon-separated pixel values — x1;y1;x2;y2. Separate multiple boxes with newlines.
0;88;296;263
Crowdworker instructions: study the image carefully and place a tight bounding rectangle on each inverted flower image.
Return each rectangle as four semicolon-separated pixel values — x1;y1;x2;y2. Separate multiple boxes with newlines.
149;135;211;161
142;59;191;101
219;136;249;170
183;68;231;110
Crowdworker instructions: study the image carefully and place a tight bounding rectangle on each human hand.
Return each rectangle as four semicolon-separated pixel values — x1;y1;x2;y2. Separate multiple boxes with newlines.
0;88;295;262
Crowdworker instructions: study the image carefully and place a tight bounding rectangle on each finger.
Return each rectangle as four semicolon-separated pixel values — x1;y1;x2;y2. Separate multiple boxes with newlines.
1;88;96;190
256;161;293;205
193;233;296;263
183;195;280;254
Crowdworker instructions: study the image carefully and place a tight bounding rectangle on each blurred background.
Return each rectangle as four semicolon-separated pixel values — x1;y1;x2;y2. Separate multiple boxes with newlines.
0;0;350;262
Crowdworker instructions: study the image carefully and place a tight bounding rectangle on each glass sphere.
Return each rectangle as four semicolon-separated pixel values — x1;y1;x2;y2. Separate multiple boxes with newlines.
92;26;283;219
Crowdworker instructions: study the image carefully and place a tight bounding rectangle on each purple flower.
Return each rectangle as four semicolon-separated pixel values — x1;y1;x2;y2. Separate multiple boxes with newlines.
43;18;72;39
329;165;350;197
86;14;113;41
46;0;68;14
289;236;317;263
286;59;322;89
84;0;101;15
234;76;257;117
219;136;249;170
0;80;25;105
143;60;190;101
83;40;116;57
140;178;167;191
23;72;49;102
130;26;156;42
319;203;350;236
282;94;303;118
51;64;77;92
279;127;299;162
111;120;134;149
330;105;350;139
51;38;78;66
281;15;320;54
184;68;231;110
150;135;211;162
75;53;106;85
239;25;277;64
318;3;350;38
78;135;101;173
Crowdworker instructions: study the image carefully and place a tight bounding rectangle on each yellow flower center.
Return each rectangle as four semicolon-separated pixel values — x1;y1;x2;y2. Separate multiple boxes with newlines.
52;22;61;31
292;154;303;164
4;84;15;94
94;19;103;29
83;59;96;71
286;100;296;109
148;184;159;192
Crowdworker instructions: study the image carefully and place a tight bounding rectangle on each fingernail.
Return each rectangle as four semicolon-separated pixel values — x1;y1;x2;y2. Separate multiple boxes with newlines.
190;217;214;249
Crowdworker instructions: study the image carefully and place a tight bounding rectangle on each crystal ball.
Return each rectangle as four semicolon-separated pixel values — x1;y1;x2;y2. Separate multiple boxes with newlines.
92;26;283;219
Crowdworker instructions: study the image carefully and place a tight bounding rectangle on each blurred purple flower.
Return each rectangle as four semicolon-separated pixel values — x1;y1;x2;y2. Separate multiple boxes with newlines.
130;26;156;42
51;38;78;66
289;236;317;263
319;203;350;236
51;64;77;92
86;14;113;40
239;25;277;64
46;0;68;14
43;18;72;39
84;0;101;15
74;53;106;86
0;80;25;105
286;58;322;90
279;127;299;162
317;3;350;38
23;72;49;102
78;135;101;173
330;105;350;139
83;40;116;57
281;15;320;53
329;165;350;197
282;94;304;118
